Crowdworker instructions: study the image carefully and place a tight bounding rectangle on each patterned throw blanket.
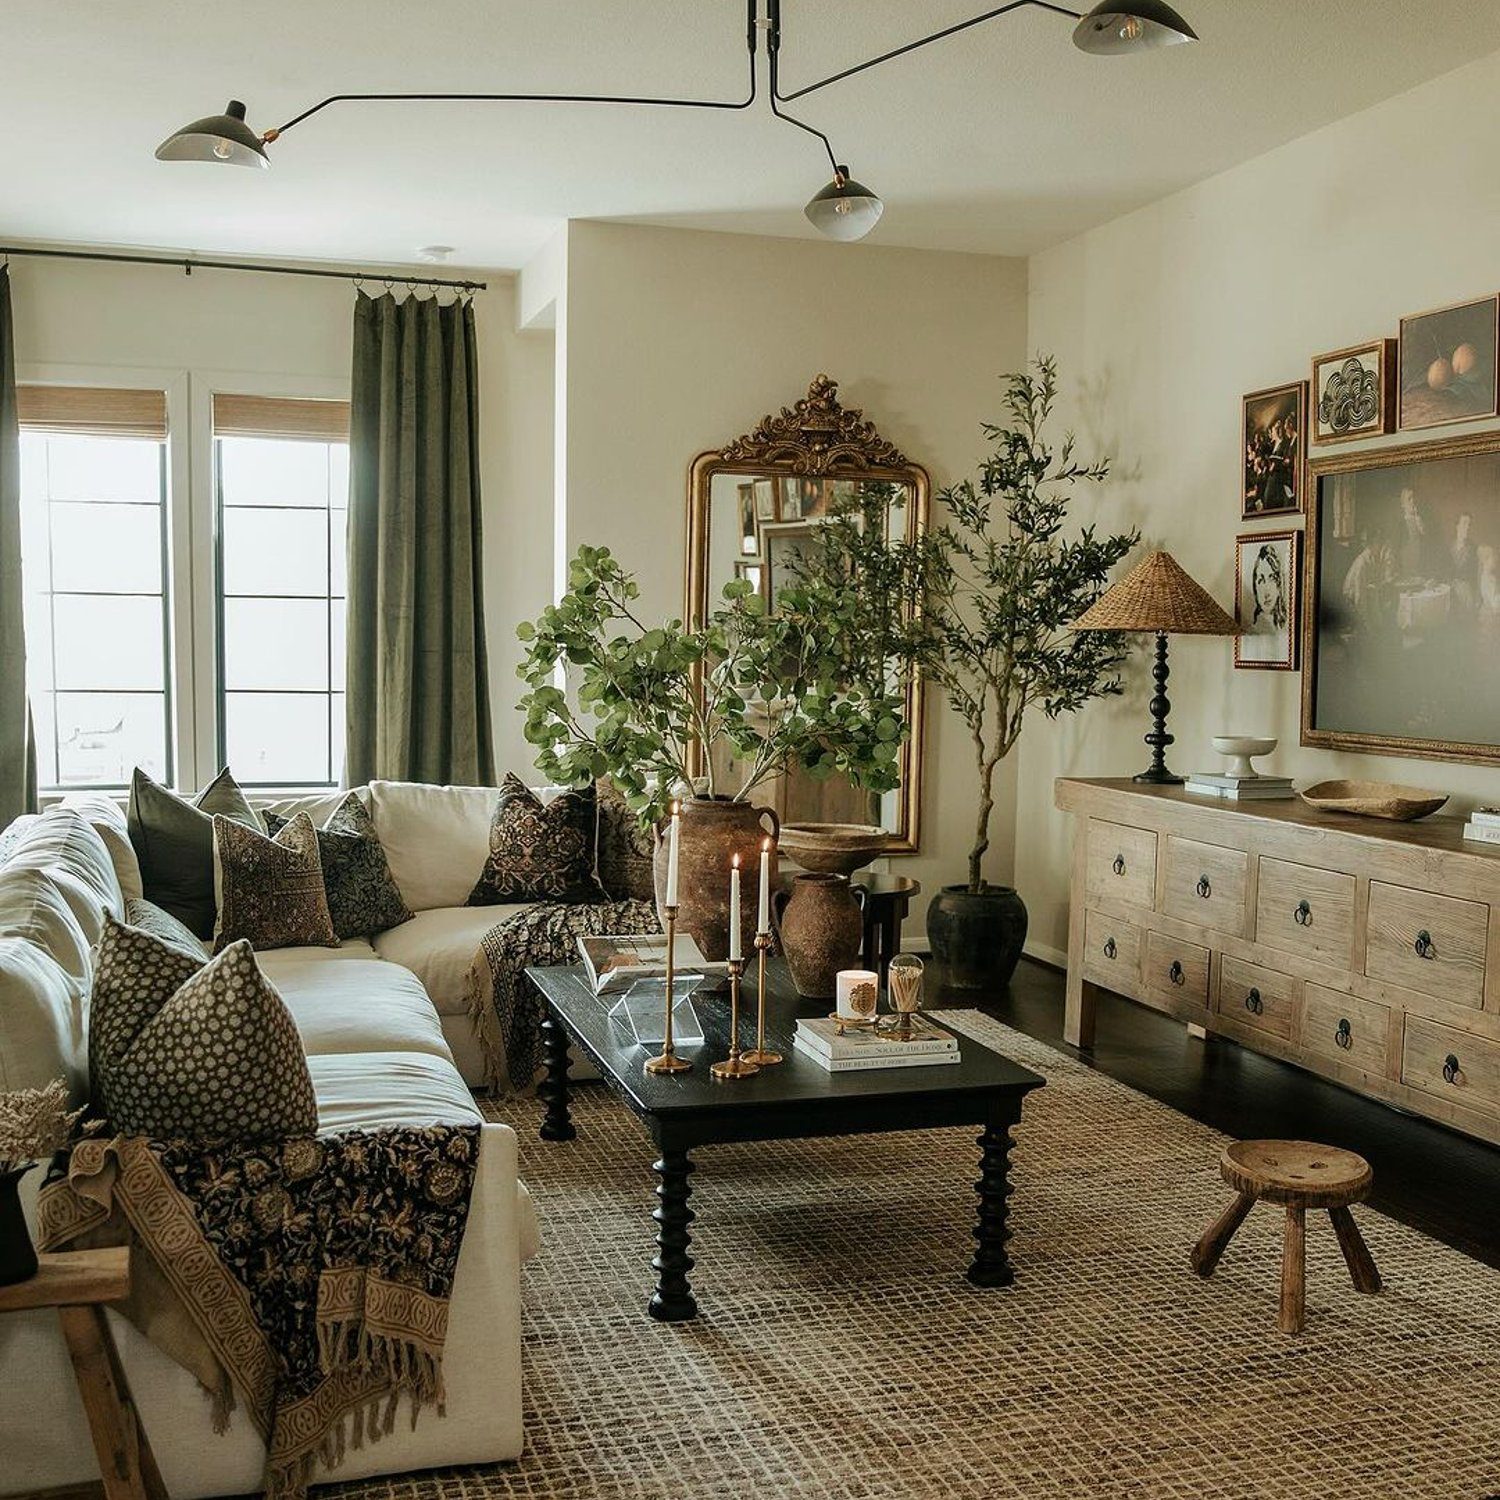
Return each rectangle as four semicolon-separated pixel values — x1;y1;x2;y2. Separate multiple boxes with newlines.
466;899;662;1092
38;1126;480;1500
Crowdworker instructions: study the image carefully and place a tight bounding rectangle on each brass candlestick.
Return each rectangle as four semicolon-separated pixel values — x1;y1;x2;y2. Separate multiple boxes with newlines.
742;930;782;1066
710;957;759;1080
644;905;692;1075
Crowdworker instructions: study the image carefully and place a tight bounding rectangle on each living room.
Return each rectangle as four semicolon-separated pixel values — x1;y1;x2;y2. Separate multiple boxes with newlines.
2;3;1499;1497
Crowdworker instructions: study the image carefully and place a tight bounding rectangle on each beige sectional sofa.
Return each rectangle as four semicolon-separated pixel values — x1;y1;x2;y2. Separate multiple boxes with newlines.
0;781;547;1498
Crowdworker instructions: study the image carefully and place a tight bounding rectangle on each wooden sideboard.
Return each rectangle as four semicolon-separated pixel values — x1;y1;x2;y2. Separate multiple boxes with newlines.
1055;778;1500;1147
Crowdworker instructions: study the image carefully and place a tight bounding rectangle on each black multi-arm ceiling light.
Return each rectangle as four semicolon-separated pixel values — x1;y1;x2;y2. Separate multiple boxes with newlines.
156;0;1198;243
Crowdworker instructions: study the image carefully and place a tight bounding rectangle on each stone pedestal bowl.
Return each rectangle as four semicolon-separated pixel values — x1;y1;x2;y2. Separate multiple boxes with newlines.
777;823;888;877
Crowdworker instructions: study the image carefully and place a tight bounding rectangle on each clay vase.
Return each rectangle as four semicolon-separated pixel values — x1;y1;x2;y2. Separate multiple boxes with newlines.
927;884;1029;991
772;873;866;1001
0;1166;37;1287
653;797;780;962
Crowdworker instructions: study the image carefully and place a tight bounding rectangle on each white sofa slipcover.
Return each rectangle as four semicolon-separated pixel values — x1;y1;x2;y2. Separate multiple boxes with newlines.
0;803;538;1499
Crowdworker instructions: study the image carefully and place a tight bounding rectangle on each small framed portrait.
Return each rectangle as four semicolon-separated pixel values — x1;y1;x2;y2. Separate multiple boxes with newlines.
778;476;801;519
1234;530;1300;671
737;483;759;556
1311;340;1396;445
1399;295;1500;431
733;559;765;598
1242;381;1307;519
752;478;777;522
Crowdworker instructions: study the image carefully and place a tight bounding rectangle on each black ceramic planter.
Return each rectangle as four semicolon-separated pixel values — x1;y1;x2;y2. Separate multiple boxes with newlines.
927;884;1029;991
0;1166;38;1286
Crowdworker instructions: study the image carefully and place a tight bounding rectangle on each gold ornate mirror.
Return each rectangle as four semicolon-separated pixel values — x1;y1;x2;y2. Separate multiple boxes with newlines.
686;375;928;853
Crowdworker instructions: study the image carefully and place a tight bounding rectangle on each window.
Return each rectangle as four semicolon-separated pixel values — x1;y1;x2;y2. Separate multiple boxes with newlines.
17;387;171;789
213;395;350;788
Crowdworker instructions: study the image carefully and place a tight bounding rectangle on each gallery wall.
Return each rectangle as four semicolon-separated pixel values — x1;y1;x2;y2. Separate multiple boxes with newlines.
552;221;1031;915
1020;46;1500;960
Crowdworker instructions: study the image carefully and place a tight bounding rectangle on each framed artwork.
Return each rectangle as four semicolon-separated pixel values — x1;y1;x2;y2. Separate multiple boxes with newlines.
1311;340;1396;445
752;478;777;522
759;520;818;608
1398;295;1500;432
1302;431;1500;765
734;559;765;598
1242;381;1307;518
1234;530;1300;670
737;483;759;556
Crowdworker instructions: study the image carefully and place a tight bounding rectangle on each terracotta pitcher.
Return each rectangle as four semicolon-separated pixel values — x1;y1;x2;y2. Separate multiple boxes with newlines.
653;797;779;962
772;873;866;1001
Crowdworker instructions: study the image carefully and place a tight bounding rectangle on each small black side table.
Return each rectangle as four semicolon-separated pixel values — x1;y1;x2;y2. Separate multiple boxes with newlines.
853;874;921;983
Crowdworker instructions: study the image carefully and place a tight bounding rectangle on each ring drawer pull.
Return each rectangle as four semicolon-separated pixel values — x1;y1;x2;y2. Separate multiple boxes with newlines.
1244;987;1263;1015
1168;960;1185;986
1294;899;1313;927
1414;929;1436;960
1335;1018;1352;1050
1103;937;1117;960
1112;854;1126;877
1195;874;1212;900
1443;1053;1464;1087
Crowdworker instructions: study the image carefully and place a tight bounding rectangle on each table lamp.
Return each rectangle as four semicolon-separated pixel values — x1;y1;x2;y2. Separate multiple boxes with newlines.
1072;550;1239;785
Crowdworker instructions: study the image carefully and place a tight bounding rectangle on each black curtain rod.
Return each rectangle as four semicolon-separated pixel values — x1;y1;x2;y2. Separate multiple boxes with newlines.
0;244;487;292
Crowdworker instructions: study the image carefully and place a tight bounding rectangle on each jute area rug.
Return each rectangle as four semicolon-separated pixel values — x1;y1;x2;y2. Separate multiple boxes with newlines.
337;1012;1500;1500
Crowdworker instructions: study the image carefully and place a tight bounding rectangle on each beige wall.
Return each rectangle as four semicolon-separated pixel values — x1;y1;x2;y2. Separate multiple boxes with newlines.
554;221;1031;919
1020;48;1500;962
5;253;554;780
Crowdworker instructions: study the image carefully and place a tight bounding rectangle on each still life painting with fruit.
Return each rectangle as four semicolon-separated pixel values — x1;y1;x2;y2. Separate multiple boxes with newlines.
1398;295;1500;431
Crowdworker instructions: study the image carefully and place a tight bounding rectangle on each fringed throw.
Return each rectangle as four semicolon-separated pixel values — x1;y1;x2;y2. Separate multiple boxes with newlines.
466;898;661;1092
38;1126;480;1500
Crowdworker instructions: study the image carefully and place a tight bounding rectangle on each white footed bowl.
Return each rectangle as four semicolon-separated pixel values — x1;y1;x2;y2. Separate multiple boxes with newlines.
1211;735;1278;779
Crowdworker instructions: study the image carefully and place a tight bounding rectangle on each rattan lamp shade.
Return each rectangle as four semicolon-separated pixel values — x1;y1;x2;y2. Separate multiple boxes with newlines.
1073;550;1238;636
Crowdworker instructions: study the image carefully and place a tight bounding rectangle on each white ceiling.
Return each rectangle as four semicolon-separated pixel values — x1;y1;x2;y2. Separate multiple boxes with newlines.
5;1;1500;272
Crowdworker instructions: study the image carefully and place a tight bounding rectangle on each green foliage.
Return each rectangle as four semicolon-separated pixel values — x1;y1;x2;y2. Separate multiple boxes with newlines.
515;543;912;823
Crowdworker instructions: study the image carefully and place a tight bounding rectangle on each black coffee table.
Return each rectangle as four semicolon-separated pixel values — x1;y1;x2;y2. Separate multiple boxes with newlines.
527;962;1046;1322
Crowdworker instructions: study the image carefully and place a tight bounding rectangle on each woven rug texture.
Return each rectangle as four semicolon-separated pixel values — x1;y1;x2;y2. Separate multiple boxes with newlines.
330;1011;1500;1500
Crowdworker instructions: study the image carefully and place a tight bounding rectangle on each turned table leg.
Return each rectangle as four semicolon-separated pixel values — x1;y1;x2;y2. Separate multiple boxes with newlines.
1279;1205;1306;1335
1191;1192;1255;1278
649;1148;697;1322
1329;1205;1382;1294
538;1011;576;1142
967;1118;1017;1288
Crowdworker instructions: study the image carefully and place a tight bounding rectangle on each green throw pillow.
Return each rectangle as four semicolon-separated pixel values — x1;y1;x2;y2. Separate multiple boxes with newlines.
127;768;262;939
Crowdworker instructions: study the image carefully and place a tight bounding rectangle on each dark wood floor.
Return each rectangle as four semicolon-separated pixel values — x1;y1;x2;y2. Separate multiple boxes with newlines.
955;957;1500;1270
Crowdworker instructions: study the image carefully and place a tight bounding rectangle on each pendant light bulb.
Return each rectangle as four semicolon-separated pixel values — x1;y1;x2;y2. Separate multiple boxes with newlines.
1072;1;1197;55
804;168;883;243
1119;15;1143;42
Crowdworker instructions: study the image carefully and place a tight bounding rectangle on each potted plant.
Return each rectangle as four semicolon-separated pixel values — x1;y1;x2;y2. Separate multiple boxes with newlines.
803;358;1138;987
516;545;911;959
0;1078;94;1285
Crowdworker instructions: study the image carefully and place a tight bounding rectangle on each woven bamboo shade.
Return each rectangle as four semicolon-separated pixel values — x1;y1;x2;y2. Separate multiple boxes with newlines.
1073;550;1238;635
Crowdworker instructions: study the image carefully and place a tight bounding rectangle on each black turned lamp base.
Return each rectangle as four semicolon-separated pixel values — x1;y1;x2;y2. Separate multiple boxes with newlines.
1133;766;1185;786
1133;630;1183;785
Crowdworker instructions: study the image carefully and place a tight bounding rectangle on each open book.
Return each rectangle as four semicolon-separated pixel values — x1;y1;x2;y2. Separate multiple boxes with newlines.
576;932;725;995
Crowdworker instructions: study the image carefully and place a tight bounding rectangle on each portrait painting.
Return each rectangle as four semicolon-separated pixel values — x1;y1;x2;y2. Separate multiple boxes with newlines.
752;478;777;522
1398;296;1499;432
737;483;758;556
1312;340;1395;445
734;559;765;598
1303;434;1500;764
1234;530;1300;670
1243;382;1307;518
760;520;818;609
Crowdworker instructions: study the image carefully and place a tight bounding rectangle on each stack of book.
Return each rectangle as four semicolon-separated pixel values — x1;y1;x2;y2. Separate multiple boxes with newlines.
1183;771;1295;801
793;1016;959;1073
1462;807;1500;847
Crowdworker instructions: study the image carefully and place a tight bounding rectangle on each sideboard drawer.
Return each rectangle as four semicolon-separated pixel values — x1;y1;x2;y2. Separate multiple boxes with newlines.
1216;955;1298;1041
1085;820;1158;910
1144;931;1210;1006
1303;984;1391;1076
1366;881;1488;1010
1255;858;1356;968
1162;835;1249;935
1083;909;1141;989
1402;1017;1500;1116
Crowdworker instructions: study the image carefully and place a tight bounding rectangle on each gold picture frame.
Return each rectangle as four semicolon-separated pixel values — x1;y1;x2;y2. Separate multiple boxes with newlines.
1242;381;1307;519
1311;339;1396;445
1234;529;1300;671
1398;295;1500;433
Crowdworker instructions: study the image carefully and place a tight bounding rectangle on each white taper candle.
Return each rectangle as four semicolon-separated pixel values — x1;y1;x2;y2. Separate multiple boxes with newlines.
758;837;771;933
665;802;681;907
729;854;742;961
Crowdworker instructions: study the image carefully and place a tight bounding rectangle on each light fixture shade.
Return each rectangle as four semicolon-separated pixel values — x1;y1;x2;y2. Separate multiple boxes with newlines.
805;171;883;243
155;100;269;167
1072;551;1238;635
1072;1;1198;55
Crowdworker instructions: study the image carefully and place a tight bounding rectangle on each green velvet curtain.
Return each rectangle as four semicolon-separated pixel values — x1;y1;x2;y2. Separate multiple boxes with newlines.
345;291;494;787
0;267;37;825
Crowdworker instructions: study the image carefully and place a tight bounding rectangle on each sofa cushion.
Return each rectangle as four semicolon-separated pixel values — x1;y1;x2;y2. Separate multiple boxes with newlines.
595;778;656;903
264;794;412;940
308;1052;483;1133
367;780;500;912
0;938;87;1097
0;866;92;982
211;813;338;954
3;809;124;945
467;774;604;906
59;794;144;903
104;939;318;1141
372;904;535;1017
123;898;207;960
128;768;263;938
255;953;454;1064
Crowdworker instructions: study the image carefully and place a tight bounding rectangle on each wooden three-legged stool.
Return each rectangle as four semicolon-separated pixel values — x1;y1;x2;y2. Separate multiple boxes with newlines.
1191;1139;1382;1334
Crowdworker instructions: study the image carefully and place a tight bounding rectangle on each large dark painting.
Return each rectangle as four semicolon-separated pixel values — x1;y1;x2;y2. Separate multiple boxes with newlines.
1303;433;1500;765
